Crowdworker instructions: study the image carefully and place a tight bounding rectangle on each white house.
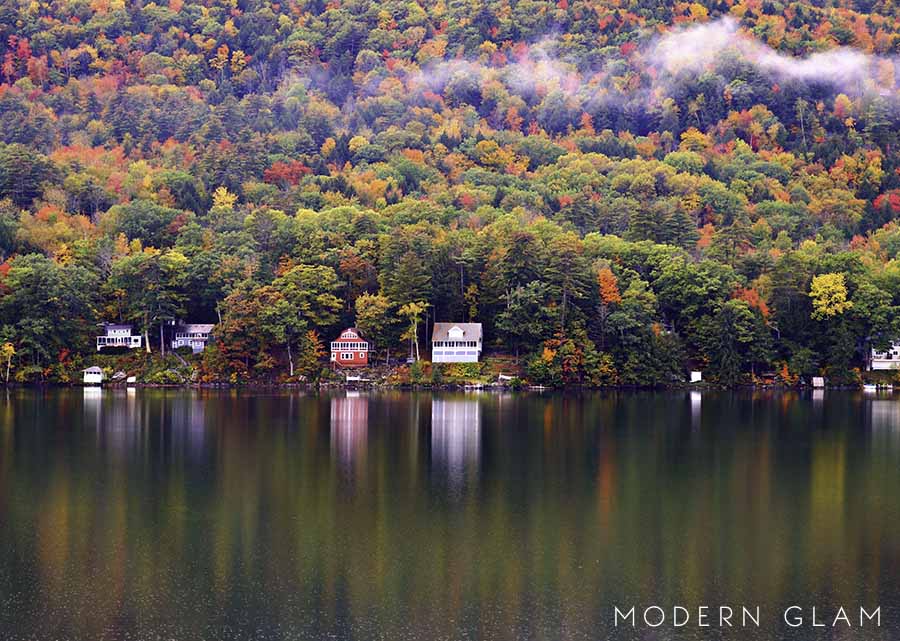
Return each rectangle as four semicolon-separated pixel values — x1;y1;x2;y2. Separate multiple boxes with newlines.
96;324;142;351
871;343;900;370
82;366;103;385
431;323;483;363
172;323;214;353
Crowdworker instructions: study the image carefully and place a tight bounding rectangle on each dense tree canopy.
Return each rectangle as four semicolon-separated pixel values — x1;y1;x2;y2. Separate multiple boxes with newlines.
1;0;900;384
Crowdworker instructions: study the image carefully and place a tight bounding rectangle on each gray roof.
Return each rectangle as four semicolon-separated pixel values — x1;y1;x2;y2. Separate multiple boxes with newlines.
83;366;103;374
103;324;132;331
432;322;483;342
176;323;215;333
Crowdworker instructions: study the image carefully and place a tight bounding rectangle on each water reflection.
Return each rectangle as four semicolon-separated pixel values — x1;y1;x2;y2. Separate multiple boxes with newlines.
84;388;149;455
168;393;207;459
869;399;900;429
1;390;899;640
689;390;701;428
430;396;480;488
330;392;369;472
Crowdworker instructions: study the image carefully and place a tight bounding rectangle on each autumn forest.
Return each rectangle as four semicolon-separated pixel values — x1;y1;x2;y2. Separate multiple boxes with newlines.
1;0;900;386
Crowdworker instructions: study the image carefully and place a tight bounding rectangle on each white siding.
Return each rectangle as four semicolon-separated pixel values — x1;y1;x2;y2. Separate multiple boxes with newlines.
432;349;480;363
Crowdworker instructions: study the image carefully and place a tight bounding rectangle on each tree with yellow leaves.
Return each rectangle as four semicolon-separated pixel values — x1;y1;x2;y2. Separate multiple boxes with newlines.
230;49;247;74
809;273;852;321
209;44;229;78
1;342;14;384
212;186;237;209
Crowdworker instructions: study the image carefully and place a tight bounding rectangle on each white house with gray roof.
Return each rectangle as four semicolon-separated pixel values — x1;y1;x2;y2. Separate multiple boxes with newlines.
431;323;483;363
172;323;215;354
869;341;900;370
96;324;142;351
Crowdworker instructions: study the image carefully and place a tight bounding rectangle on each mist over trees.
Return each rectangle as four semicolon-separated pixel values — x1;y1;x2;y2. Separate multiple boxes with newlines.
1;0;900;385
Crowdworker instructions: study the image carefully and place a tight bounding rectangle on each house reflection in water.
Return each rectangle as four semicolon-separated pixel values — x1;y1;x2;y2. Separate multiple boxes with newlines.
868;399;900;449
82;386;103;426
168;394;207;460
689;391;701;428
83;388;145;456
431;397;481;487
330;393;369;470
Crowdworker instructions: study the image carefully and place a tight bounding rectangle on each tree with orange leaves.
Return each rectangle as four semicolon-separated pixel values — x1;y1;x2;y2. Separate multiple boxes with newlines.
596;266;621;350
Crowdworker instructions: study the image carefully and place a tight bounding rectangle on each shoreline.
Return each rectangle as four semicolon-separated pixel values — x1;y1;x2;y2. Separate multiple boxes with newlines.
3;381;888;392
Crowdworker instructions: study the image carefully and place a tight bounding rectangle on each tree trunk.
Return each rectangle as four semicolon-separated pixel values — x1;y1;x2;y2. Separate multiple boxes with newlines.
287;342;294;377
5;356;9;384
160;323;165;357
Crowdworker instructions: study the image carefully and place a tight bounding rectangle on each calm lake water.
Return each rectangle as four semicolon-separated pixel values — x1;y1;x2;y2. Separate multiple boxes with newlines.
1;389;899;640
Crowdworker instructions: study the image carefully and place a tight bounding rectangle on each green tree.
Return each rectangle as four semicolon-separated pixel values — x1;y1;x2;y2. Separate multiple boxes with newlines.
0;144;56;207
496;281;556;358
0;254;98;371
700;299;771;384
398;301;427;362
354;292;397;362
107;249;189;353
257;287;308;377
274;264;343;330
107;200;183;248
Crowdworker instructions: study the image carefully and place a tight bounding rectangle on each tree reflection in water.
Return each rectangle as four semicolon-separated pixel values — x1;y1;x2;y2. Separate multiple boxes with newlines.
0;389;898;640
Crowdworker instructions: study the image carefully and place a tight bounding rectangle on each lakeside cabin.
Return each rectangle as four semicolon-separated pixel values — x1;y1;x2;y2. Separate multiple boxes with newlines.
870;342;900;370
431;323;483;363
82;366;103;385
96;324;142;351
172;323;214;354
330;328;371;367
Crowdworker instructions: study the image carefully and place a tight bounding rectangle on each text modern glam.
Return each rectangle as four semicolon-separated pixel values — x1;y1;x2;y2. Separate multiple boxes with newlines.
613;605;881;628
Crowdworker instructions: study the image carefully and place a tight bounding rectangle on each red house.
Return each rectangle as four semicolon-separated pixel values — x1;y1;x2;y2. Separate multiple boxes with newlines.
330;328;370;367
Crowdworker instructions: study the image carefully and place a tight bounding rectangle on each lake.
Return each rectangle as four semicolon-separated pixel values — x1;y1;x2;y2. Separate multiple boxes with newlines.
0;388;898;640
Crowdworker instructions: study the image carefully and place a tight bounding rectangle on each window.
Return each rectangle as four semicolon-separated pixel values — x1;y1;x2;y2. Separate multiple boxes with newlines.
341;353;353;360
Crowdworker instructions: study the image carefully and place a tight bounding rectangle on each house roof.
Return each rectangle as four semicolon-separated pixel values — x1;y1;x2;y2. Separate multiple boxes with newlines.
102;324;132;331
83;366;103;374
336;327;366;339
432;322;483;341
176;323;215;333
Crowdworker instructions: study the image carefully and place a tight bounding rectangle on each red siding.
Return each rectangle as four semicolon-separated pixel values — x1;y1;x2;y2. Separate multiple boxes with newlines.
331;329;370;368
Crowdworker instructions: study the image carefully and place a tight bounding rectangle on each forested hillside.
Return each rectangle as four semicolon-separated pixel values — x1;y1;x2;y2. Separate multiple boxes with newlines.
1;0;900;385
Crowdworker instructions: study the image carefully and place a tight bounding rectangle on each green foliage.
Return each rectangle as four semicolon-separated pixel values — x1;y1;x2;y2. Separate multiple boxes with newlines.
0;253;98;370
106;248;189;348
0;144;56;207
1;1;900;386
107;200;184;248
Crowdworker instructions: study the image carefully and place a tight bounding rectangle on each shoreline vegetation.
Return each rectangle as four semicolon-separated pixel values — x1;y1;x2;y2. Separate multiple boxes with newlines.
2;4;900;390
5;352;899;391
